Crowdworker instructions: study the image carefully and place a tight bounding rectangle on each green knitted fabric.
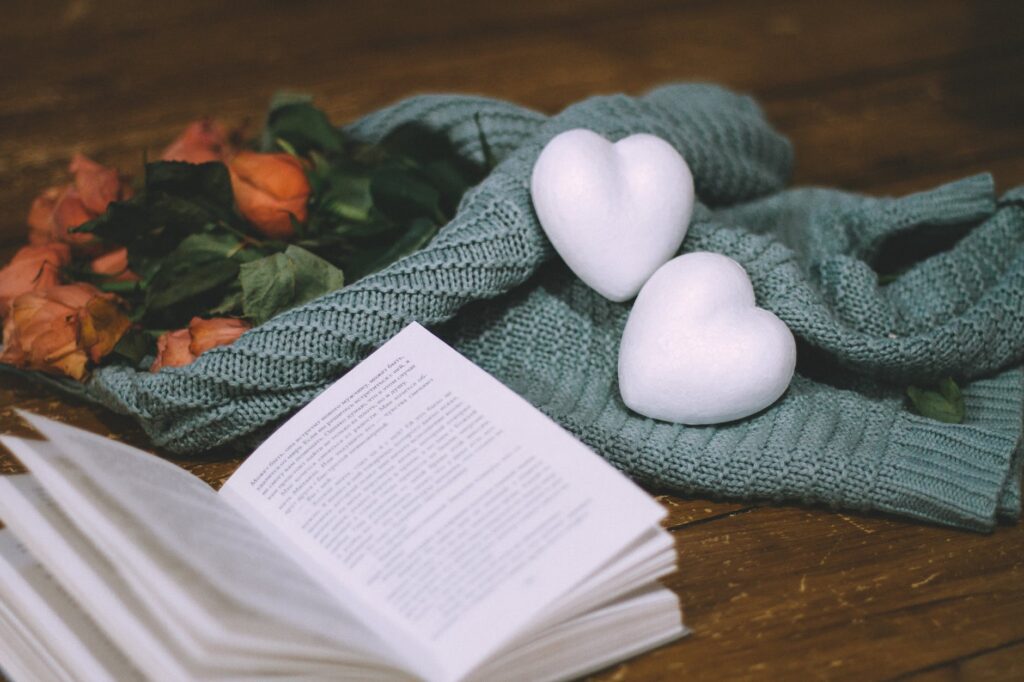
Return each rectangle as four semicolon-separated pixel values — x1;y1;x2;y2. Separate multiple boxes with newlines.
34;84;1024;531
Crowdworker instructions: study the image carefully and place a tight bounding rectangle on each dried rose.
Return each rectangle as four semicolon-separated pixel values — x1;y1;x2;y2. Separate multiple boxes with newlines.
228;151;310;239
161;118;232;164
69;153;123;215
149;328;194;372
26;187;63;246
90;247;140;283
0;283;130;381
188;317;251;355
0;243;71;317
150;316;250;372
27;154;131;251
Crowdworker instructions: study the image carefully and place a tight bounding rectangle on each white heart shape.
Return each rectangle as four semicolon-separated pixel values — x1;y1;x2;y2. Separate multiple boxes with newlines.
618;252;796;425
530;129;695;302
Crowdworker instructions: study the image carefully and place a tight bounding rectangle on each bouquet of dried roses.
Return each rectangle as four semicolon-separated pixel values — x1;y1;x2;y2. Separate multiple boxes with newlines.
0;95;485;381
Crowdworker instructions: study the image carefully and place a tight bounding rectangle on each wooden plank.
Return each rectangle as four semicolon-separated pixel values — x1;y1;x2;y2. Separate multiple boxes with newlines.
857;154;1024;199
899;639;1024;681
655;495;754;529
587;506;1024;681
765;54;1024;190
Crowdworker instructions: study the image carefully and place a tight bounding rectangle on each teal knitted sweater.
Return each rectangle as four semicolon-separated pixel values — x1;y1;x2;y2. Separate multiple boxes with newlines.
33;85;1023;531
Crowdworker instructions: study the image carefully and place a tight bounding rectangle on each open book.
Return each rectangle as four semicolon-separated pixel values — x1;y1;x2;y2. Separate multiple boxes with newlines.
0;323;685;681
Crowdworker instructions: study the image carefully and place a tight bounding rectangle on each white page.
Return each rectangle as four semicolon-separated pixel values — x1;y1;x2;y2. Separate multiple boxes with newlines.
0;599;59;682
0;527;142;682
0;471;198;680
4;419;403;676
468;586;684;682
513;528;677;641
222;322;668;681
0;435;416;681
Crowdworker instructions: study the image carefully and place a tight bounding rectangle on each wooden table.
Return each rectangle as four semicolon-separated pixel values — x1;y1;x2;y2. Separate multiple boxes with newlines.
2;1;1023;679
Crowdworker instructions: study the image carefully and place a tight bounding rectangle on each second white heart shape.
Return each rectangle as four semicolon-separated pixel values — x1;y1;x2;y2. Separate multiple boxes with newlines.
530;129;695;302
618;252;796;425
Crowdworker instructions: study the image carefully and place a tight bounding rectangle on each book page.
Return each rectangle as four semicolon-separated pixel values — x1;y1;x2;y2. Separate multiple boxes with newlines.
0;526;142;682
2;418;405;678
222;322;667;680
0;471;199;679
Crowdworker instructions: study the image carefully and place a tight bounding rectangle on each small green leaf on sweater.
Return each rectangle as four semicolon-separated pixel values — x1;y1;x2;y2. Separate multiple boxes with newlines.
906;377;965;424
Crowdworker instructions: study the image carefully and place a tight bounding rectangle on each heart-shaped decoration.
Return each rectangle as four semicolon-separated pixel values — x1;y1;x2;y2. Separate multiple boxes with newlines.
618;252;796;425
530;129;695;302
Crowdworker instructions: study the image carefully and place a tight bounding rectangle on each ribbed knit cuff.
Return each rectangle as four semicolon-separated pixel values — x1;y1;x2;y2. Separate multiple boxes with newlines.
998;446;1022;519
874;369;1023;532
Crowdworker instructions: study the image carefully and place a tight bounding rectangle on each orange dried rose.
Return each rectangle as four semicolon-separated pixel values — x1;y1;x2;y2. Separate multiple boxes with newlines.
188;316;251;355
162;118;232;164
228;151;310;240
69;153;123;215
150;328;195;372
26;154;131;251
26;187;63;246
0;283;130;381
150;317;250;372
90;247;140;283
0;243;71;316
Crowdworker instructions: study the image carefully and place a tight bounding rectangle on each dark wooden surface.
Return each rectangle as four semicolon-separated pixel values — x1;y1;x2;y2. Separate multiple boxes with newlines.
2;1;1024;680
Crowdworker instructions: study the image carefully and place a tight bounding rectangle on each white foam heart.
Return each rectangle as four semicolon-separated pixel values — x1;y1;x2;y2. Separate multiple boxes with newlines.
618;252;796;425
530;129;695;302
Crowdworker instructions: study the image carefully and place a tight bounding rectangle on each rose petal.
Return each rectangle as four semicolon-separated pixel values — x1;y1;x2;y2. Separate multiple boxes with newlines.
188;316;251;356
150;328;196;372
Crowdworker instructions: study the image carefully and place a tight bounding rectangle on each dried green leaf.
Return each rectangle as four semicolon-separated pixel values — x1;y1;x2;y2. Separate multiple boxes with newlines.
265;101;345;155
144;231;247;315
285;245;345;307
147;260;239;312
240;252;296;325
907;377;965;424
208;283;244;316
370;168;441;223
347;217;438;281
381;123;453;164
110;329;153;368
318;171;375;223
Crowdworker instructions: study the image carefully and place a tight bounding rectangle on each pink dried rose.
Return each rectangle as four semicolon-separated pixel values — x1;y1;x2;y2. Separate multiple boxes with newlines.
228;151;310;240
0;283;131;381
188;316;251;355
150;328;195;372
0;243;71;317
27;154;132;251
26;187;63;245
90;247;140;283
161;118;233;164
150;316;251;372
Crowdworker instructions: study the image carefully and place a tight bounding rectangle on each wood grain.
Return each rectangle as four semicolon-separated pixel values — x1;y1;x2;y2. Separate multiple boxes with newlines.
2;1;1023;680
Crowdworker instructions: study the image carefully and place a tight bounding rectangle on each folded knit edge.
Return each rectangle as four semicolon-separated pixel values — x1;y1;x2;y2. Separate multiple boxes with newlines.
874;368;1023;531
